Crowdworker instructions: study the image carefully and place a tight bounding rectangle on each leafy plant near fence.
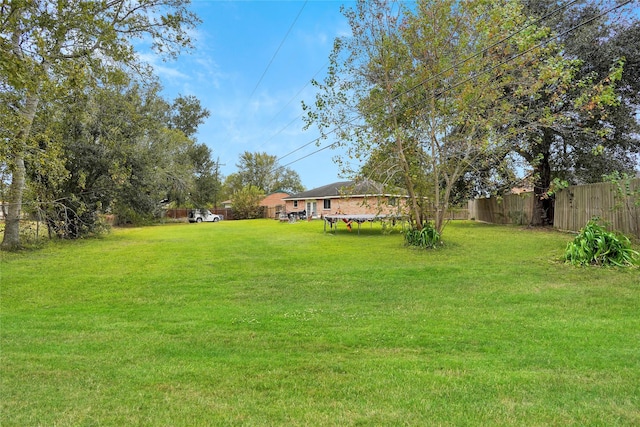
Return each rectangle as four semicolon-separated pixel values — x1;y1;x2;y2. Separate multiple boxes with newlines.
604;172;640;238
564;218;639;267
403;222;441;249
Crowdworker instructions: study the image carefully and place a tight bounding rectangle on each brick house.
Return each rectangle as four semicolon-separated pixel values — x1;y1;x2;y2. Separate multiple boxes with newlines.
260;191;290;218
282;180;407;219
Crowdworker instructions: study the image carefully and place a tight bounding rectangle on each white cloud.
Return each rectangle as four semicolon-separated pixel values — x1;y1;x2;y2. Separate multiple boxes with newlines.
136;52;189;83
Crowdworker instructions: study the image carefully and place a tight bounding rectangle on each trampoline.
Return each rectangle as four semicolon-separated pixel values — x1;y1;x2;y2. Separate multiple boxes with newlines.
323;214;406;235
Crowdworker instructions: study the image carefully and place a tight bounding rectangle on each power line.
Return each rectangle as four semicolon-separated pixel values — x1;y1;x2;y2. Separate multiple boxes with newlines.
265;60;328;129
245;0;308;103
394;0;583;105
408;0;632;113
273;0;579;167
255;59;329;152
225;0;308;149
275;0;631;171
280;138;339;169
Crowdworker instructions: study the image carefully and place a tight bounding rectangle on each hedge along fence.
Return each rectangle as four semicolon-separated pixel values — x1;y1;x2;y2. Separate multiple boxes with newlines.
555;179;640;239
468;178;640;238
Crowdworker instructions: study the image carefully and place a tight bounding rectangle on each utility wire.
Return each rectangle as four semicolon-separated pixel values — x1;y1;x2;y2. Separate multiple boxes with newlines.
393;0;583;104
274;0;628;171
280;137;337;168
265;60;328;128
218;0;308;163
224;0;308;148
246;0;308;103
403;0;632;118
255;59;329;152
273;0;581;167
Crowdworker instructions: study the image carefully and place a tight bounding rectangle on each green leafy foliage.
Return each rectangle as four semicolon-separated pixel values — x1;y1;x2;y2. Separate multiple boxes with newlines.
564;219;639;267
1;0;200;250
224;151;305;196
403;222;441;249
516;1;640;225
232;185;265;219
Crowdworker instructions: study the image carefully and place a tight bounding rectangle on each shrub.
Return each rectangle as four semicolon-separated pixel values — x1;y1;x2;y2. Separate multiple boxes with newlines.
232;185;264;219
564;219;639;267
404;222;441;249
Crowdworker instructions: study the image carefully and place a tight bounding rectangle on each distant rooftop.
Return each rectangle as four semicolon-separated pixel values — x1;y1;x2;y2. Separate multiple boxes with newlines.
284;180;398;200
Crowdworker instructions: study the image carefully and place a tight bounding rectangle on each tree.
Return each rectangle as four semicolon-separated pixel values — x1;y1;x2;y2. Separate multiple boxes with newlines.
399;0;542;232
304;0;563;233
0;0;199;250
169;95;211;139
304;1;430;228
226;151;305;195
28;79;202;235
512;0;640;224
305;0;629;234
232;185;264;220
188;145;222;208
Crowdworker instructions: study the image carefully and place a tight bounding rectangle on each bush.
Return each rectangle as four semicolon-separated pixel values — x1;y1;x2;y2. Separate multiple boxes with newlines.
404;222;441;249
564;219;639;267
232;185;264;219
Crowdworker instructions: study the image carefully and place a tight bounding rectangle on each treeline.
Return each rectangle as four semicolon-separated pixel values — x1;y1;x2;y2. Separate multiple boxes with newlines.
25;80;219;237
0;1;217;249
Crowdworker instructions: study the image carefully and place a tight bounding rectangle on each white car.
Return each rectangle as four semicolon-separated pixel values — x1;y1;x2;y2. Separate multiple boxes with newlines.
188;209;222;223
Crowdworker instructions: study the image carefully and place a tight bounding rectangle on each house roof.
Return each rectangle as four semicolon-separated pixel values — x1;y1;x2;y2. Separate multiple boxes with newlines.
283;180;397;200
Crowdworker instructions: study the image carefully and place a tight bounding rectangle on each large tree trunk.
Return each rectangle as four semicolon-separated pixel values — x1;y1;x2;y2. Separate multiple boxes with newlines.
1;93;40;251
1;156;26;251
530;131;554;226
531;160;553;226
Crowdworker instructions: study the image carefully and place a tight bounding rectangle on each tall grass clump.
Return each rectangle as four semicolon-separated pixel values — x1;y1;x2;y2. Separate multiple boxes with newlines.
403;221;441;249
564;219;639;267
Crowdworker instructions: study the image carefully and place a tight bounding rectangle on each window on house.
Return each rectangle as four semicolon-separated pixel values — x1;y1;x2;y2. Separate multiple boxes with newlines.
323;199;331;210
389;197;397;206
293;201;298;208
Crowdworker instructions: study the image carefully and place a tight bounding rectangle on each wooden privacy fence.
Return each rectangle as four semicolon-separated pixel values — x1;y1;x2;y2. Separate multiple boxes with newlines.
436;207;470;220
263;206;280;219
468;178;640;238
468;193;534;225
555;179;639;238
164;208;188;219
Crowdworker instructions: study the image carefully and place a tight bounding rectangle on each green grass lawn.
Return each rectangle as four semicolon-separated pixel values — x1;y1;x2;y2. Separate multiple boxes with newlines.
1;220;639;426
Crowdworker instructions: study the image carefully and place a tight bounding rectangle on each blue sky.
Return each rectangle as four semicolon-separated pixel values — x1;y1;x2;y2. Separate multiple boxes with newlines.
144;0;357;191
138;0;640;191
